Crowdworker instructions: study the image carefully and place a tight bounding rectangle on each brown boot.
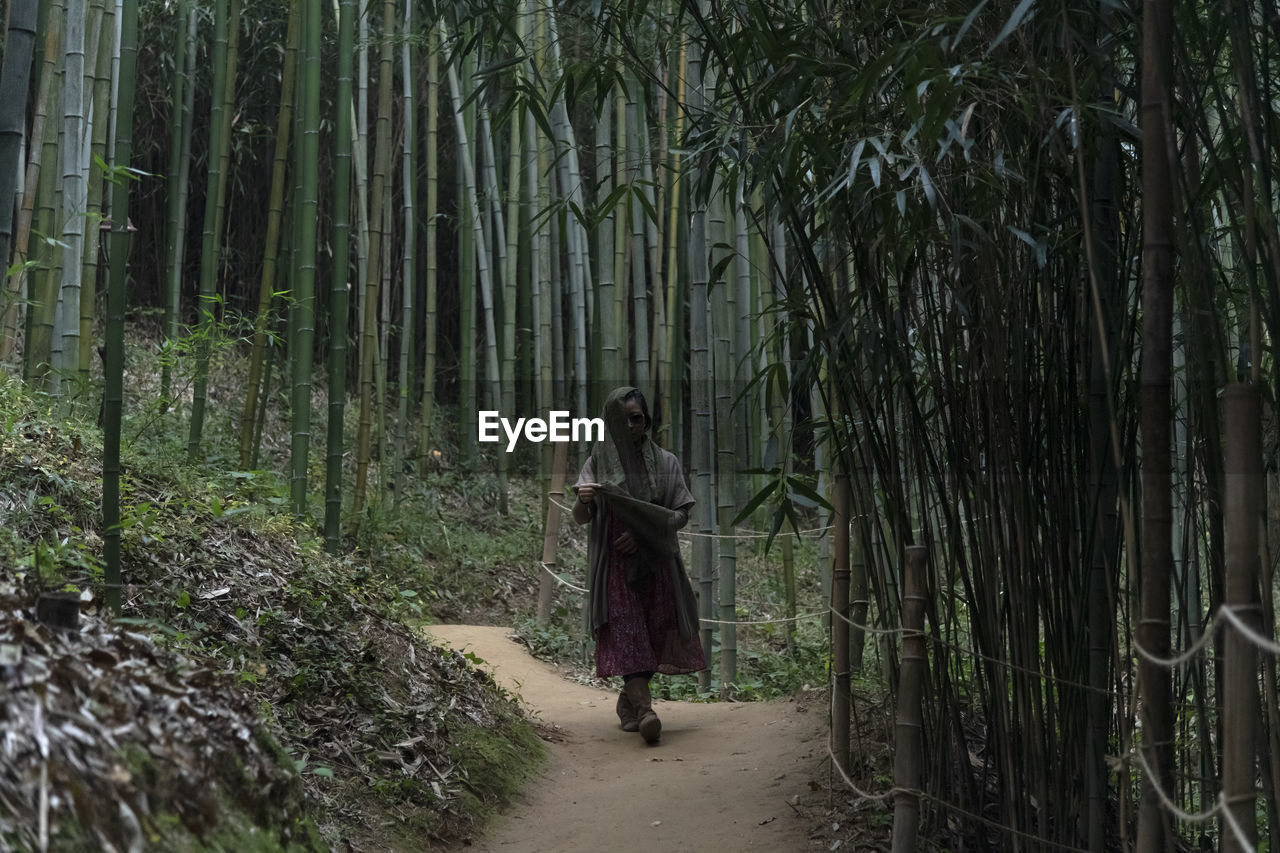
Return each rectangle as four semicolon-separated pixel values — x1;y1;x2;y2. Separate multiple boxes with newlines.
616;690;640;732
624;678;661;744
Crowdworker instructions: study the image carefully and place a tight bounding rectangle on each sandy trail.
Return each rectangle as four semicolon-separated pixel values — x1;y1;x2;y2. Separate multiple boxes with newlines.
426;625;827;853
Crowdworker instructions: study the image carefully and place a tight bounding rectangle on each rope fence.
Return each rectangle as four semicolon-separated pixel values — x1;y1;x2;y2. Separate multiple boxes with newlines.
546;496;835;539
542;543;1278;706
539;479;1279;852
819;598;1278;853
538;562;588;594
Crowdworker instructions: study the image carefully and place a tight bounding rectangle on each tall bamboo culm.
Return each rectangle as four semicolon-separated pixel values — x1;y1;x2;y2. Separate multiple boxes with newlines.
187;0;239;460
891;545;927;852
0;0;39;292
443;24;502;475
394;0;415;501
103;0;139;613
352;0;395;520
831;473;850;773
289;0;321;518
324;0;355;552
76;0;113;393
417;26;439;475
1222;383;1261;849
1135;0;1176;843
684;19;714;690
23;0;67;388
51;0;87;399
239;2;300;466
160;0;194;403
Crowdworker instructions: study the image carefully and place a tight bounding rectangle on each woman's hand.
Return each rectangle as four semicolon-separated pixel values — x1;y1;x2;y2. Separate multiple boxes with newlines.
614;530;637;554
577;484;596;505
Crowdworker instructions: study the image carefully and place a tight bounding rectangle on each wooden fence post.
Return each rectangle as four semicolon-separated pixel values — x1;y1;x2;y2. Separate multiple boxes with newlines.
832;472;851;775
1223;382;1261;850
536;440;569;624
892;545;928;853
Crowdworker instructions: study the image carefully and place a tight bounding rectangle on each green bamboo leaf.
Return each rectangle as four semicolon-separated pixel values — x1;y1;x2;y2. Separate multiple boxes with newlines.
847;138;866;183
632;183;660;225
989;0;1036;53
732;479;779;525
787;475;834;512
953;0;990;51
1008;226;1037;249
764;504;788;553
710;253;735;287
475;56;524;79
1008;226;1047;268
919;164;937;207
592;183;630;223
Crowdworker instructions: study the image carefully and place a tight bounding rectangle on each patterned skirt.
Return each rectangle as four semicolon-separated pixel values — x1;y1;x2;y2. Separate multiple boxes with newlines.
593;518;706;677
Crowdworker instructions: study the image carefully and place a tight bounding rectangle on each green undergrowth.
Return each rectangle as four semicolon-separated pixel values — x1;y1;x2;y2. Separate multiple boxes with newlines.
0;372;544;850
352;467;548;627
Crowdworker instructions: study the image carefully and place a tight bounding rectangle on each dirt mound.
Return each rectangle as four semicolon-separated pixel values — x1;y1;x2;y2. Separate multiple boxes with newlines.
0;583;314;851
0;388;541;850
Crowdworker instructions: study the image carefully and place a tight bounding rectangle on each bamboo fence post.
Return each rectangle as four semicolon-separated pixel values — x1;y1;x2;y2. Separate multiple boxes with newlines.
832;472;851;774
892;544;928;853
537;439;570;624
782;528;796;654
850;419;870;671
1222;382;1261;850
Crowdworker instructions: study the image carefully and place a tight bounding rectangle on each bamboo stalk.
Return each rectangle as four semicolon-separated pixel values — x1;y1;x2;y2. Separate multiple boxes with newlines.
102;0;138;614
352;0;395;518
891;545;927;853
239;1;299;465
76;0;112;392
187;0;239;460
832;473;850;772
545;7;590;417
537;439;569;624
684;8;714;692
662;30;685;456
160;0;195;404
595;60;617;385
289;0;321;518
1222;383;1261;850
25;0;66;386
417;25;439;475
442;22;502;452
355;0;369;376
627;70;649;393
324;0;354;553
713;187;736;697
0;0;39;291
474;92;510;512
394;0;415;502
2;0;60;367
51;0;87;398
1135;0;1176;842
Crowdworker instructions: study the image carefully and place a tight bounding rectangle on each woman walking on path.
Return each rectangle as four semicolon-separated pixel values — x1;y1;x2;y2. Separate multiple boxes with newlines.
572;387;706;743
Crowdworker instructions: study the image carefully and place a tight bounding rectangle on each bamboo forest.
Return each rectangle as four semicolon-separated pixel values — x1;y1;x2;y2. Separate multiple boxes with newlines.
2;0;1280;848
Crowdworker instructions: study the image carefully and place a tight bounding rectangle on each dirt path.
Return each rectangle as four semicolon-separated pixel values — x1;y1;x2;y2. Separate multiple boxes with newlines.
426;625;828;853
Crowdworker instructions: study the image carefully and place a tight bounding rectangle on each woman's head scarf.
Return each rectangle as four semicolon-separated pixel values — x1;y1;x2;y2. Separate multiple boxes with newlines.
590;386;664;503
